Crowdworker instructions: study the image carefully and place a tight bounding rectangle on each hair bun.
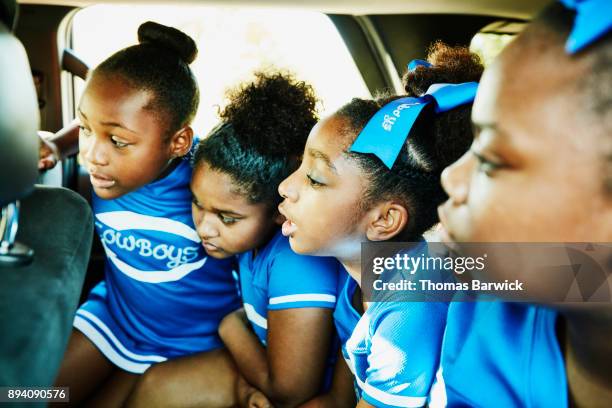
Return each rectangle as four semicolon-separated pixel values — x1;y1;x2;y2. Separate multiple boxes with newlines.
403;41;484;97
220;71;318;157
137;21;198;64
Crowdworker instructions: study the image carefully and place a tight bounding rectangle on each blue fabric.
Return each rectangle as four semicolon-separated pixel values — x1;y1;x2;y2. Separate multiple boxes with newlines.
237;230;341;390
349;82;478;169
431;301;567;407
349;97;429;169
237;230;340;344
334;272;448;407
74;149;241;374
333;275;361;356
425;82;479;114
559;0;612;53
407;59;433;72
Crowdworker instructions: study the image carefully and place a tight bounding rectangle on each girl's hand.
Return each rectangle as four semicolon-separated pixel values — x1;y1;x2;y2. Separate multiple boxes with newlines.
248;390;273;408
237;373;273;408
38;130;59;170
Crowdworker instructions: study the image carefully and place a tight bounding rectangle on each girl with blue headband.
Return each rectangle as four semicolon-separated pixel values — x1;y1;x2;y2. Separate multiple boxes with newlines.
126;72;342;408
436;1;612;406
277;42;484;408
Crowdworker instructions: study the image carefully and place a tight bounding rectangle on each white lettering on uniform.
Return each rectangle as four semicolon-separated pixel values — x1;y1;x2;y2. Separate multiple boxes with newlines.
98;224;201;269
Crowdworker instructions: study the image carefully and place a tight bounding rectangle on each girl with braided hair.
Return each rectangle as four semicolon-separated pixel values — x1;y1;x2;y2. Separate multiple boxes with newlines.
277;42;484;407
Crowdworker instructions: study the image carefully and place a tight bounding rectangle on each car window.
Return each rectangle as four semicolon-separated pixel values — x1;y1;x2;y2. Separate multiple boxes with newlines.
70;4;371;136
470;32;515;66
469;21;523;66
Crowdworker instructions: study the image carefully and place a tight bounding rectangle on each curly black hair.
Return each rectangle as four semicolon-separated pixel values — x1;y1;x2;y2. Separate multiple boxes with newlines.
90;21;199;135
337;41;484;240
193;71;318;208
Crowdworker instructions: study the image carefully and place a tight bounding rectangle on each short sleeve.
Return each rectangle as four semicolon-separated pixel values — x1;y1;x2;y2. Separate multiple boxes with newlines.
267;244;339;311
360;302;447;408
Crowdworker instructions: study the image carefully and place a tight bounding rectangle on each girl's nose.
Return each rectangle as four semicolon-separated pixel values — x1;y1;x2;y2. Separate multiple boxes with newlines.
196;212;219;240
441;151;474;206
82;136;109;166
278;171;299;202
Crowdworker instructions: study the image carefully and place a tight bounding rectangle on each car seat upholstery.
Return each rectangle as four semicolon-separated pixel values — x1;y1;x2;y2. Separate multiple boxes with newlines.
0;186;93;387
0;0;38;207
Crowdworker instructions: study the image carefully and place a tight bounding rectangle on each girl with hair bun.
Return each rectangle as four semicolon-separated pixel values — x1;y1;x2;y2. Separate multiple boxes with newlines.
127;72;342;408
52;22;241;406
277;41;484;407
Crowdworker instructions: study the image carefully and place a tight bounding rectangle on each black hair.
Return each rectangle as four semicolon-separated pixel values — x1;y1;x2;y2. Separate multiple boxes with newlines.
193;71;318;208
91;21;199;135
337;41;484;240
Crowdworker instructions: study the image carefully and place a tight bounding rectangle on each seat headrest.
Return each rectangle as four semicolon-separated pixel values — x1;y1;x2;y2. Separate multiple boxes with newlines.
0;14;39;207
0;0;17;32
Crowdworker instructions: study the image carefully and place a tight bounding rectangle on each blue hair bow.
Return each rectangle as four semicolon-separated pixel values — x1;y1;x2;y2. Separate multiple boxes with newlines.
349;82;478;169
559;0;612;53
407;59;433;72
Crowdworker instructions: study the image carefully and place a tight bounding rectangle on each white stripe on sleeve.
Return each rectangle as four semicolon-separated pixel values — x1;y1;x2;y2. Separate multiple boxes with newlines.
345;347;426;408
244;303;268;329
269;293;336;305
355;375;427;408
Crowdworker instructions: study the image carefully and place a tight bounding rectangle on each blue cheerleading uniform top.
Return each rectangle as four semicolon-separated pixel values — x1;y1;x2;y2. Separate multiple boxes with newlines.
74;152;241;374
237;230;340;344
430;301;567;407
334;269;448;407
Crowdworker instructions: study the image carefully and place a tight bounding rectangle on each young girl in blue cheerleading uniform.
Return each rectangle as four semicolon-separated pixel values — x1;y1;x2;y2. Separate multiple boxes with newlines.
277;42;484;408
435;1;612;406
49;22;241;406
125;72;342;408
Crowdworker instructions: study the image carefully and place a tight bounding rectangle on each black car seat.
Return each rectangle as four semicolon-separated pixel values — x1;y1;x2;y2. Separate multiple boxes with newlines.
0;0;93;390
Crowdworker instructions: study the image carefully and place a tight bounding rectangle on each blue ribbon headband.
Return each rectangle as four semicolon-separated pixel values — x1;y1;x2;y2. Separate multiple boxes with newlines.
559;0;612;53
349;82;478;169
407;59;433;72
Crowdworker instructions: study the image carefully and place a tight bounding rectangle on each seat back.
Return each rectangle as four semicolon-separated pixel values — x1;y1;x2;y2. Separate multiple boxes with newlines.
0;186;93;387
0;0;39;207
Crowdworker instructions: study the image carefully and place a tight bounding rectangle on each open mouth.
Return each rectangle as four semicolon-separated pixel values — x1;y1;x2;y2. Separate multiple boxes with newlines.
201;241;220;252
437;206;455;242
278;204;298;237
89;172;116;189
281;219;297;237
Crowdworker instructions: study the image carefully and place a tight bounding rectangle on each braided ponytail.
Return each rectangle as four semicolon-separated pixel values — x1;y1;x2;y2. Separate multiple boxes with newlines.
336;41;484;240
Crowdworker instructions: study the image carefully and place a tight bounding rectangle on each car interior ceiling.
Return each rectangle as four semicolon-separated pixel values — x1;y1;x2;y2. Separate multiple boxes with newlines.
17;0;550;19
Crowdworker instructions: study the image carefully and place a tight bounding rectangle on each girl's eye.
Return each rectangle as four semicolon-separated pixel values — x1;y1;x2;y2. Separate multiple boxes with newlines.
219;214;237;225
473;151;503;176
111;136;129;148
192;198;203;210
79;126;92;137
306;173;324;187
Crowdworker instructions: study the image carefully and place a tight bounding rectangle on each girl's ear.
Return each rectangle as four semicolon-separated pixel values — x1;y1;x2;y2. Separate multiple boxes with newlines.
169;126;194;158
365;202;409;241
